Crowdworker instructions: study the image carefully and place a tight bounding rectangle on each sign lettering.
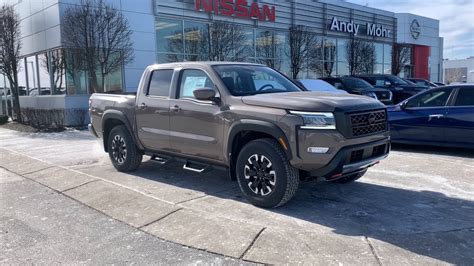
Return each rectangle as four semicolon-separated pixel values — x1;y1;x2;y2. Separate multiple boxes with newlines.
330;17;391;38
195;0;276;22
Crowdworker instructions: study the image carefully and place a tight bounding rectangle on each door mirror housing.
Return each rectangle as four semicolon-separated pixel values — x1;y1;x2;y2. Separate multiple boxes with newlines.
193;87;219;102
400;101;408;110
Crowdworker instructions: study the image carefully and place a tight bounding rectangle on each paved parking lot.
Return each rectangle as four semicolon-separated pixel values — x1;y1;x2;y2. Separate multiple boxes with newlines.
1;128;473;264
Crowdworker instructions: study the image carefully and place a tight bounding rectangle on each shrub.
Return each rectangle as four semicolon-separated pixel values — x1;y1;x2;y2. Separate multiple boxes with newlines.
21;108;65;131
0;115;8;125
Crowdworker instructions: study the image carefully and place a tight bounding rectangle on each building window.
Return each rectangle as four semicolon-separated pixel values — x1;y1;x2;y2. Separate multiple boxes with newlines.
66;49;87;95
184;21;209;61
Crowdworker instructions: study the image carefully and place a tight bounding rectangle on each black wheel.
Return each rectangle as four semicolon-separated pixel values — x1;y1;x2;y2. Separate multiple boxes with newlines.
236;138;299;208
107;125;142;172
331;169;367;184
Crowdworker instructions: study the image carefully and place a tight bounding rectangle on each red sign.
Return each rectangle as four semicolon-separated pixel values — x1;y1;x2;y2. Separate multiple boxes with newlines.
195;0;276;22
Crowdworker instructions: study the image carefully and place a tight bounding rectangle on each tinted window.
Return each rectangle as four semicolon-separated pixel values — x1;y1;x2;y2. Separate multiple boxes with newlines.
342;77;372;89
214;65;301;96
406;88;452;108
148;70;173;97
179;69;214;99
387;75;409;85
454;87;474;106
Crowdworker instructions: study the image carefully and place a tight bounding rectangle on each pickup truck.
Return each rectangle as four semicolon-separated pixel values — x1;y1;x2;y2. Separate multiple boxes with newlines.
89;62;390;208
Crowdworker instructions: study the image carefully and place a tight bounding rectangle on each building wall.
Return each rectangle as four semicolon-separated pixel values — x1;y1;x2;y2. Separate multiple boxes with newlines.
443;57;474;84
396;13;443;82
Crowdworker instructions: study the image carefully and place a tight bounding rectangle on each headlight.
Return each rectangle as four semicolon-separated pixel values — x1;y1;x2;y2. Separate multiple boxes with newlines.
289;111;336;130
362;91;378;100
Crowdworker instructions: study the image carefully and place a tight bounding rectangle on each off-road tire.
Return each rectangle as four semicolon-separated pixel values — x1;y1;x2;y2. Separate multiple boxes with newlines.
331;169;367;184
108;125;142;172
236;138;299;208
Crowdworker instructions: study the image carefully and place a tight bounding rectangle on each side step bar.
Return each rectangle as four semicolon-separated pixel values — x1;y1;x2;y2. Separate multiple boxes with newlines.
150;155;172;165
183;161;210;173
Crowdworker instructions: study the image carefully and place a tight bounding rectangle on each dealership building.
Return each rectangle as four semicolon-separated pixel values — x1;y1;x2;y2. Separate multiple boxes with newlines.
0;0;443;123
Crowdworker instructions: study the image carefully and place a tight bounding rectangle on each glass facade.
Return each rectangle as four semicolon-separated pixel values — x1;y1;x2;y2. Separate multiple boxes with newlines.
17;49;124;96
155;17;394;79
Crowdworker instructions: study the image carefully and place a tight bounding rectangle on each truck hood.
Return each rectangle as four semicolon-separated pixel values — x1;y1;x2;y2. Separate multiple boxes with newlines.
241;91;385;113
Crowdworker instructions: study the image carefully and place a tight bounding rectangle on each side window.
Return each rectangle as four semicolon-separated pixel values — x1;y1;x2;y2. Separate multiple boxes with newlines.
454;88;474;106
333;82;344;90
179;69;214;99
406;88;452;108
375;78;386;86
148;69;173;97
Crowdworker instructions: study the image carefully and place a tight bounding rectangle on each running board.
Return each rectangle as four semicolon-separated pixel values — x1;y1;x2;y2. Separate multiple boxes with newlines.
183;161;210;173
150;155;172;165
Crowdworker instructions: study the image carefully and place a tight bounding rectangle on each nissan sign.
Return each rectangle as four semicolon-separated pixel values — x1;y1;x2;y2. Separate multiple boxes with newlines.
195;0;276;22
410;19;421;39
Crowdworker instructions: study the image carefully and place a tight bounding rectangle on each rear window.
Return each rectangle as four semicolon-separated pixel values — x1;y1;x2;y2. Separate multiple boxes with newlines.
148;69;173;97
454;87;474;106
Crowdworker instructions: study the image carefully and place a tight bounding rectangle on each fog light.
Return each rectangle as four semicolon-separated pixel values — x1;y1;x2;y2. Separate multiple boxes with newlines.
307;147;329;154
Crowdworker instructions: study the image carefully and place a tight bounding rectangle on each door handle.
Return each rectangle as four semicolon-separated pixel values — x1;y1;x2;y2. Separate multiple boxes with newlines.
170;105;181;112
139;103;147;110
429;114;444;119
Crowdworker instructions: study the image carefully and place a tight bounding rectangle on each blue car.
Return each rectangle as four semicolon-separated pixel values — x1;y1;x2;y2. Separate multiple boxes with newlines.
387;85;474;149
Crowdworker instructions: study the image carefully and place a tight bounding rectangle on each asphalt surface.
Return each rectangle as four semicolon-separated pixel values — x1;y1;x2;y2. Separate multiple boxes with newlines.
0;168;241;264
0;128;473;265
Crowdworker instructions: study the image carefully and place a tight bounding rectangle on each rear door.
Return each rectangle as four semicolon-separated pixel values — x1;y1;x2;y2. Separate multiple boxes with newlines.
390;88;453;143
445;87;474;147
135;69;174;151
168;68;225;163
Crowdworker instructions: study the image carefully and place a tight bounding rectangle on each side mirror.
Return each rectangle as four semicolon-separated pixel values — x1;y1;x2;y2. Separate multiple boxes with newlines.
193;87;218;102
400;101;408;110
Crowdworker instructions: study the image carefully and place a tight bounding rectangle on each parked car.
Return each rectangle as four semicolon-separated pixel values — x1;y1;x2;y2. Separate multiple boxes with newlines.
295;79;349;94
354;74;426;104
407;78;438;88
320;76;393;105
89;62;390;208
387;85;474;148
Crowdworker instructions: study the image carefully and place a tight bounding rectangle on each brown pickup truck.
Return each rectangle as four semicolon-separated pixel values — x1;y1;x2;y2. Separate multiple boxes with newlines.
89;62;390;208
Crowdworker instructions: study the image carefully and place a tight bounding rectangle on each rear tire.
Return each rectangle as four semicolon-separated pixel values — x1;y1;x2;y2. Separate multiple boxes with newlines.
107;125;142;172
236;138;299;208
331;169;367;184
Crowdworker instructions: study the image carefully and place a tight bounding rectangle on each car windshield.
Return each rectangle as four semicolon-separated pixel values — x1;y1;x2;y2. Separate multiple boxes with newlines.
213;65;302;96
387;75;409;86
342;77;372;89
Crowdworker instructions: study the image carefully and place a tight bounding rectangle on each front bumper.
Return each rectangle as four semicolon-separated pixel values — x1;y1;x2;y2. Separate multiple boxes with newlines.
88;123;99;138
307;138;390;179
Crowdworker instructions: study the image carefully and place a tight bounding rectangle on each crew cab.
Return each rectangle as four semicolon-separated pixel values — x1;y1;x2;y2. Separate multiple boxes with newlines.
89;62;390;208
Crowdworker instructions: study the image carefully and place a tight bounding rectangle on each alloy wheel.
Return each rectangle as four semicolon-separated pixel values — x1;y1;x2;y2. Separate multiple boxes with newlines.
244;154;276;196
111;134;127;164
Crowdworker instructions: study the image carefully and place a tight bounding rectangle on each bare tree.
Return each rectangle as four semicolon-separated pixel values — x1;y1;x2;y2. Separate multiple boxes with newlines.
392;43;411;76
0;4;22;121
287;25;318;79
208;22;249;61
62;0;134;93
41;50;66;94
345;38;376;75
256;30;275;67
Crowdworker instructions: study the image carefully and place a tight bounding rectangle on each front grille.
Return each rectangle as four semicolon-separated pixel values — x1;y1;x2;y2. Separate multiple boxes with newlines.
350;149;364;163
372;144;387;157
350;109;387;137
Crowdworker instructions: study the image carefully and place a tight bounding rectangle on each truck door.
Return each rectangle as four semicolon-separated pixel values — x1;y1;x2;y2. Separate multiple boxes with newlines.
135;69;173;152
168;68;224;163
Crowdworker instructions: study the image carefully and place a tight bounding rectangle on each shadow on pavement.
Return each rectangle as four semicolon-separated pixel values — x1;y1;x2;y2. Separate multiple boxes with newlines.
392;143;474;158
128;159;474;265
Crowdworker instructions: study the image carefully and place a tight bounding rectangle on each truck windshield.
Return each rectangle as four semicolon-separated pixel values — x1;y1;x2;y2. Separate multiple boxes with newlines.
213;65;302;96
342;77;373;89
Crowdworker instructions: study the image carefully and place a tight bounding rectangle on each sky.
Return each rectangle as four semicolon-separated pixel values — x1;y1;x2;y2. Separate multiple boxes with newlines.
347;0;474;60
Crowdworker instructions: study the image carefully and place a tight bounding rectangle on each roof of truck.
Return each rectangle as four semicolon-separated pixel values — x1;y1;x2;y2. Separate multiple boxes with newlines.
149;61;265;68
